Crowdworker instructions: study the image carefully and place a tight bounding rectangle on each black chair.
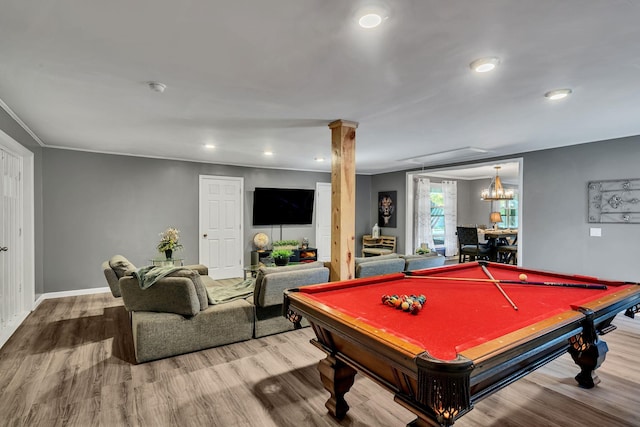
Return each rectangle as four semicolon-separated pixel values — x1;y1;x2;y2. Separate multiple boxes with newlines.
497;245;518;264
457;226;490;263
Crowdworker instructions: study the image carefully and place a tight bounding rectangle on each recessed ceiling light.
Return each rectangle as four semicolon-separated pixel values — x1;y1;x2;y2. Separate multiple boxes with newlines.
204;144;215;149
359;13;383;28
264;151;273;156
469;57;500;73
314;157;325;162
544;89;572;100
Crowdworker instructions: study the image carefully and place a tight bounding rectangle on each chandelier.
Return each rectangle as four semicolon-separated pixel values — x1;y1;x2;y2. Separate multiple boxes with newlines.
481;166;514;200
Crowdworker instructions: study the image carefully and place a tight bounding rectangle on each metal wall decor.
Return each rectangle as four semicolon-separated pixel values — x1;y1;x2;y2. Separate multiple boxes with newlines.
588;178;640;223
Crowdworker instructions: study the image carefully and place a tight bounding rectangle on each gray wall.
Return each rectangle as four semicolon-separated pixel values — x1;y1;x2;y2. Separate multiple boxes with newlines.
371;171;407;252
522;136;640;281
369;137;640;281
461;180;494;227
41;148;372;292
0;109;44;296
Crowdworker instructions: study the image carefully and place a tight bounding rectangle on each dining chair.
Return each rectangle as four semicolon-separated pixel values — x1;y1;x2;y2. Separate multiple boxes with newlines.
457;226;490;263
497;244;518;264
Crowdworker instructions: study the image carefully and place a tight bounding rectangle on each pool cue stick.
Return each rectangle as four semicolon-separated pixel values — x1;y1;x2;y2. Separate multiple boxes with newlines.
404;274;607;290
480;263;518;311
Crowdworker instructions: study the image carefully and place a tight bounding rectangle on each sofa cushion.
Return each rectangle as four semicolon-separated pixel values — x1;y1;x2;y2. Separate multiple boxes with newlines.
254;261;324;297
402;254;445;271
167;268;208;310
354;253;400;265
254;266;329;307
355;256;405;278
119;275;202;316
184;264;209;275
102;260;122;297
109;255;136;279
259;260;324;275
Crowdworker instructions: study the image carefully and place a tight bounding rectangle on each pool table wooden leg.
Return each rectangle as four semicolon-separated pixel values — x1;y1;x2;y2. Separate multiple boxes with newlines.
318;355;357;419
568;308;609;389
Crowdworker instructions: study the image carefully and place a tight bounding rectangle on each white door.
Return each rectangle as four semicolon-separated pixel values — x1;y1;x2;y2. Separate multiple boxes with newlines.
0;131;34;350
315;182;331;262
199;176;243;279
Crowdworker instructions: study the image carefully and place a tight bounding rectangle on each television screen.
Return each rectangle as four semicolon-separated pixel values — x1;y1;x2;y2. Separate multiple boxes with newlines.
252;187;315;225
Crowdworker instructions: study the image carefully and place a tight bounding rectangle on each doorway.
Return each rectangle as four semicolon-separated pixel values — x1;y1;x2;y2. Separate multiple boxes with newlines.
0;129;34;348
405;159;523;263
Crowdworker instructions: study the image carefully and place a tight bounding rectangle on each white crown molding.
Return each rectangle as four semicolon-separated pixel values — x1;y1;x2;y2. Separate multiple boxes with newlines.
0;96;46;147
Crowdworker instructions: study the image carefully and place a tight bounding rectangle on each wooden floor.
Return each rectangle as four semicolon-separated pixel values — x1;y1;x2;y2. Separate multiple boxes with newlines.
1;292;639;427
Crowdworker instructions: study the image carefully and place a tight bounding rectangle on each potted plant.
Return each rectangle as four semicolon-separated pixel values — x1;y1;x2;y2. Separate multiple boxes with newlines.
271;248;293;266
415;246;432;256
272;240;299;251
157;227;183;259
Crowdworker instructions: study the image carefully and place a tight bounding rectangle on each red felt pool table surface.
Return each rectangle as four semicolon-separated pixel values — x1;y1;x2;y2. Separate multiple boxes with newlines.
295;262;637;361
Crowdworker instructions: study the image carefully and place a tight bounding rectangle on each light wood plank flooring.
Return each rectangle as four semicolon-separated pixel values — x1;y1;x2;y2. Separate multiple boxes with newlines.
1;291;639;426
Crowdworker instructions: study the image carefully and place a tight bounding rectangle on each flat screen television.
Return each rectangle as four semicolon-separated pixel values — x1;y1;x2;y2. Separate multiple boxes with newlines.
252;187;315;225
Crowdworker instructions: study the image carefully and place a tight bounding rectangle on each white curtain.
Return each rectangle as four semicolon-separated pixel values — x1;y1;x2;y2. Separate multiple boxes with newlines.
442;180;458;257
414;176;435;252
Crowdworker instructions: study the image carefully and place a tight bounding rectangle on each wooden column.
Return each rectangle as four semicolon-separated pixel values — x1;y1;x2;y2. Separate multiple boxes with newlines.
328;119;358;281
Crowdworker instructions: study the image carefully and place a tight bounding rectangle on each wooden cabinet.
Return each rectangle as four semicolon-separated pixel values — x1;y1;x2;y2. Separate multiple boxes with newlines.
295;248;318;262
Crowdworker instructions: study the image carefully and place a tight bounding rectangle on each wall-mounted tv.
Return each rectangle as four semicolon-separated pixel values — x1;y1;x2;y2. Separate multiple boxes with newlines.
252;187;315;225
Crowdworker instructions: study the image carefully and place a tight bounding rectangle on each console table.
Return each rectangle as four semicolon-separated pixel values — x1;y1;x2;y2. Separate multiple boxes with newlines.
150;257;184;267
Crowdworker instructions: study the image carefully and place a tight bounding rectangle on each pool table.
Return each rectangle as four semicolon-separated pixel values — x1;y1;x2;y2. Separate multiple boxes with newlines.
283;262;640;427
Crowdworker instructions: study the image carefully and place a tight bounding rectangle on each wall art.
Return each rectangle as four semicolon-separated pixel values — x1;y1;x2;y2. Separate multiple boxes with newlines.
588;178;640;223
378;191;397;228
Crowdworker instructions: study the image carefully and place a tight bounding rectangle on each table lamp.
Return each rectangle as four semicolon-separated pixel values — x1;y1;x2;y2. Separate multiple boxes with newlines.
490;212;502;229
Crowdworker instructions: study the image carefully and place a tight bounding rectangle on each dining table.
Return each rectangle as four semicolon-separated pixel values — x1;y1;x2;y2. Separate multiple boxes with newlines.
479;228;518;261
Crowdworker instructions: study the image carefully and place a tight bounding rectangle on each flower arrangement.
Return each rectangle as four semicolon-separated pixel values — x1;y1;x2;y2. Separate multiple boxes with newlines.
157;227;184;253
415;247;431;255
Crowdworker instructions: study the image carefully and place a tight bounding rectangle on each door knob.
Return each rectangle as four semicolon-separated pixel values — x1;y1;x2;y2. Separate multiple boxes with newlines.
203;234;208;238
0;247;8;251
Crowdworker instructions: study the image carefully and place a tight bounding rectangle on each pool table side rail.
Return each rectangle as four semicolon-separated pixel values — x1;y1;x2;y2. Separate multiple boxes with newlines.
413;262;636;288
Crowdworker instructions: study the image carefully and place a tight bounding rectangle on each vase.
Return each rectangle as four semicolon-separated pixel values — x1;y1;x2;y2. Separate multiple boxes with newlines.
165;249;173;259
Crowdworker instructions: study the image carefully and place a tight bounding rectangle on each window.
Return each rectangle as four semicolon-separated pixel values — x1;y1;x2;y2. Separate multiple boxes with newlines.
496;192;518;228
430;184;445;247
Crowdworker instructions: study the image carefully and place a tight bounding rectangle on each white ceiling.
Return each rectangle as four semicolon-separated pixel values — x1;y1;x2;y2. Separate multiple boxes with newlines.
423;162;519;182
1;1;639;175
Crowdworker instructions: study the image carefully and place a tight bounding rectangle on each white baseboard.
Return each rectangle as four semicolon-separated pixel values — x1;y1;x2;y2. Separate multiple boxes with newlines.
33;286;112;309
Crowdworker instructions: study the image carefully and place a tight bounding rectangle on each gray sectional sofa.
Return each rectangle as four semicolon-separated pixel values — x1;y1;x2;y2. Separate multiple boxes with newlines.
354;252;445;278
103;255;328;363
